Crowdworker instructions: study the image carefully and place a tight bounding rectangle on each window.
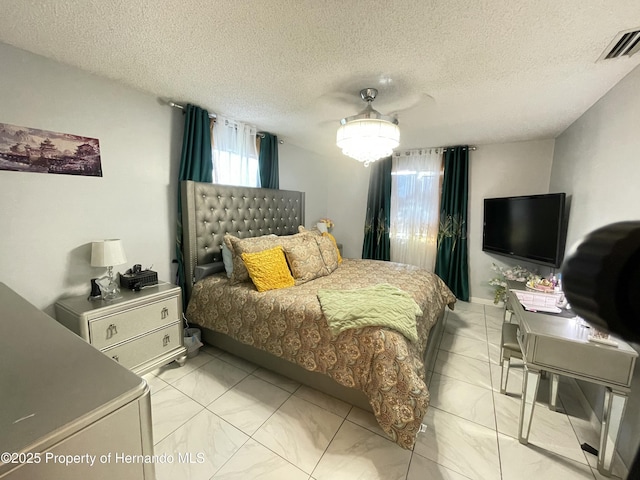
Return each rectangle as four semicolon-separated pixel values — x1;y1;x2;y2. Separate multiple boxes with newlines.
390;150;442;270
212;116;259;187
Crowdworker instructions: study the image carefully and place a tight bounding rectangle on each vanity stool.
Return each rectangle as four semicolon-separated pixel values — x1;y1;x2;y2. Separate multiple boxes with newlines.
500;322;522;394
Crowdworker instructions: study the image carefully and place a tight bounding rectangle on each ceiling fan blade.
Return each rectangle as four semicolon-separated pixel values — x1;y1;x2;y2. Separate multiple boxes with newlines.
388;93;436;118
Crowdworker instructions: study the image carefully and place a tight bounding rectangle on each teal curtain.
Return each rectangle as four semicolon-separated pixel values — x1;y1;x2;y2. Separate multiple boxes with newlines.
176;104;213;307
258;133;279;189
362;157;392;260
435;146;470;300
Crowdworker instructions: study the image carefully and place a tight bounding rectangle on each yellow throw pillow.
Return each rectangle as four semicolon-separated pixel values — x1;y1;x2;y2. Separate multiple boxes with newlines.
241;246;295;292
322;232;342;264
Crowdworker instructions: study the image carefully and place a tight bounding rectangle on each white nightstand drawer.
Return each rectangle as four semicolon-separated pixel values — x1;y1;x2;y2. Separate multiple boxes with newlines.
90;297;179;349
102;323;181;370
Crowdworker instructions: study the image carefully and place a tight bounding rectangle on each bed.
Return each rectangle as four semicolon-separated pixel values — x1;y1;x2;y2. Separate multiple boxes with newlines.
181;180;455;449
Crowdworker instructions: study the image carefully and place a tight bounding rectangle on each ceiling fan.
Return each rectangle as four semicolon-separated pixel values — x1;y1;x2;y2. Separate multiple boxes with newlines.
336;88;400;165
327;83;434;166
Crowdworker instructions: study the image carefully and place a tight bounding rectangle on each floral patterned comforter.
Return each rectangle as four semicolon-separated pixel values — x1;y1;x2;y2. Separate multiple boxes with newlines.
186;258;456;449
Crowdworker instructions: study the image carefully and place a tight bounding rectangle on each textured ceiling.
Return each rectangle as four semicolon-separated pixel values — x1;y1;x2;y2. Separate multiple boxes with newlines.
1;1;640;158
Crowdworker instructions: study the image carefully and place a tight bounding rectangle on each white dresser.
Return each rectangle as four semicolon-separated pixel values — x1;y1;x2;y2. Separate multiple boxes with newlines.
55;282;187;375
0;283;154;479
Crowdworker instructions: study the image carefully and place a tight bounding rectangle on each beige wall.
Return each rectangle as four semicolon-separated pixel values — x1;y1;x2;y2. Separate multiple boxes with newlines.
279;142;329;231
549;64;640;470
325;154;371;259
0;42;183;315
468;140;555;303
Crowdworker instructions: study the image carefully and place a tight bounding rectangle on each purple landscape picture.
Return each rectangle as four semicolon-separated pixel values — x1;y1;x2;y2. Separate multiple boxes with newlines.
0;122;102;177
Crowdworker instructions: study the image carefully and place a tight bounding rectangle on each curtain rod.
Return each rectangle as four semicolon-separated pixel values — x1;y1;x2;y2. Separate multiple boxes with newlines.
168;101;217;119
394;145;477;156
168;100;281;141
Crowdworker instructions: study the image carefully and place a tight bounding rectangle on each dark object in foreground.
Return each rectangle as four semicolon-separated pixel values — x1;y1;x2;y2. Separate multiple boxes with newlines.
562;221;640;480
562;221;640;344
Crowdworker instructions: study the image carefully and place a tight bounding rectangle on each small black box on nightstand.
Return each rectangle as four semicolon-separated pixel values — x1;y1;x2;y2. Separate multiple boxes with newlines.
119;270;158;290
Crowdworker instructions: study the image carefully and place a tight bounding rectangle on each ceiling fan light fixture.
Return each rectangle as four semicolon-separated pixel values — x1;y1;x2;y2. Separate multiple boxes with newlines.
336;88;400;166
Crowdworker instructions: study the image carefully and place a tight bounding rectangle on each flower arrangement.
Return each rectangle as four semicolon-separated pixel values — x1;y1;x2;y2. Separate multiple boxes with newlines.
489;263;536;304
318;218;334;230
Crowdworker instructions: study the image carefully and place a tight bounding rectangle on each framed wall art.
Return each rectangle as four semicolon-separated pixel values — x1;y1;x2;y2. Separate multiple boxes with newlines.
0;122;102;177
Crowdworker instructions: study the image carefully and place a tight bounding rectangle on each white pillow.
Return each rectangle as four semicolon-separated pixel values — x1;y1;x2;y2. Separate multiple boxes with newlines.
222;243;233;278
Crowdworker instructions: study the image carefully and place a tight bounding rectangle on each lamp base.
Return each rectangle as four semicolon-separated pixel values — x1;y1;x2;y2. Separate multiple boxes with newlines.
96;275;122;301
102;290;122;302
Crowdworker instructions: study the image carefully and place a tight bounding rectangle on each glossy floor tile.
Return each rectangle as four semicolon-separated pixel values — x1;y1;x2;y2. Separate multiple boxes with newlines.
252;395;343;474
498;433;594;480
414;406;502;480
150;384;204;444
212;439;308;480
428;372;496;429
434;349;493;389
207;374;290;435
154;409;247;480
439;331;490;362
144;302;623;480
172;356;249;406
313;420;412;480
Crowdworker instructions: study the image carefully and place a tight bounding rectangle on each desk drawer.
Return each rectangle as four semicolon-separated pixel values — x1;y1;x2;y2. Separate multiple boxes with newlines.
90;297;179;349
102;323;181;370
534;339;634;387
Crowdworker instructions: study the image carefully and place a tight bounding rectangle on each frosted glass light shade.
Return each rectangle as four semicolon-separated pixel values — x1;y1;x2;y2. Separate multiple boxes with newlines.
91;239;127;267
336;119;400;165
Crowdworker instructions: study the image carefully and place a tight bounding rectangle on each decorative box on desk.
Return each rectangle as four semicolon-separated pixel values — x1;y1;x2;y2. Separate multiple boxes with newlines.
55;282;187;375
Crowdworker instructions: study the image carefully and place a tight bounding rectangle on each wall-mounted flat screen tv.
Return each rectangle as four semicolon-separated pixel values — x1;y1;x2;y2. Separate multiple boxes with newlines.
482;193;568;268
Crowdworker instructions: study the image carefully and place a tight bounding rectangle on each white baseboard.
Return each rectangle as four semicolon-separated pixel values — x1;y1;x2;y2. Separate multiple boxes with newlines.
566;378;629;478
470;296;503;307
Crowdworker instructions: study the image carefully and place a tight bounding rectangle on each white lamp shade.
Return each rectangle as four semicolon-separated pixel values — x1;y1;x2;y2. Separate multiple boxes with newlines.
91;239;127;267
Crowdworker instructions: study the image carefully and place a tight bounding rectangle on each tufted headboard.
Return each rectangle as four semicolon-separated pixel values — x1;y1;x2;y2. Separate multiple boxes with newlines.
180;181;306;299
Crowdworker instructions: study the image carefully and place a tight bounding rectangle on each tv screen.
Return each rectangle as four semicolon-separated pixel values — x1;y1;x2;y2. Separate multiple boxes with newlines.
482;193;568;268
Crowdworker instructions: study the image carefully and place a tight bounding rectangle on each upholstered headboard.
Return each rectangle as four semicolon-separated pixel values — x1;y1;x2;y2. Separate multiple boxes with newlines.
180;181;306;299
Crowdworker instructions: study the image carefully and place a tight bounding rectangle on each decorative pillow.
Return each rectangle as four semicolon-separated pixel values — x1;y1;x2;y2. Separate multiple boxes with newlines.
298;225;322;236
316;235;339;273
225;232;308;284
241;246;295;292
221;243;233;278
322;232;343;264
283;235;329;284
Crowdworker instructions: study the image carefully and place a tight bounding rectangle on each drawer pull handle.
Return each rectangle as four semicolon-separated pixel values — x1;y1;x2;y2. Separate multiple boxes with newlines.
161;307;169;320
163;334;171;347
106;324;118;339
112;355;120;362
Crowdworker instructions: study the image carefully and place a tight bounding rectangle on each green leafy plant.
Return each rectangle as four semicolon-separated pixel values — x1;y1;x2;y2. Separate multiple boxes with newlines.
489;263;536;304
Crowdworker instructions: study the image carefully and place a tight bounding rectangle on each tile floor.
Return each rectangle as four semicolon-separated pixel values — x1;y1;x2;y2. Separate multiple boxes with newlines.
144;301;627;480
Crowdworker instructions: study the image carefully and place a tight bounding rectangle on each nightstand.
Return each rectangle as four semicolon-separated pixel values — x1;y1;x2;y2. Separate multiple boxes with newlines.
55;282;187;375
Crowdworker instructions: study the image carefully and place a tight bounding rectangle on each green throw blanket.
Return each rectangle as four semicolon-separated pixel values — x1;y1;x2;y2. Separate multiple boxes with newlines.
317;283;422;343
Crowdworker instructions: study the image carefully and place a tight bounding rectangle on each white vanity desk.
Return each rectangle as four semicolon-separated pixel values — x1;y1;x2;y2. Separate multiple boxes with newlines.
506;288;637;477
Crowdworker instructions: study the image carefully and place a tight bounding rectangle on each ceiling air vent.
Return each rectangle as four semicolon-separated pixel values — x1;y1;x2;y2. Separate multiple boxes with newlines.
598;28;640;61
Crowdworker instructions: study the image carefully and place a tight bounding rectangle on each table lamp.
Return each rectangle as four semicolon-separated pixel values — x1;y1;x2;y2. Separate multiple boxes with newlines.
91;239;127;300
